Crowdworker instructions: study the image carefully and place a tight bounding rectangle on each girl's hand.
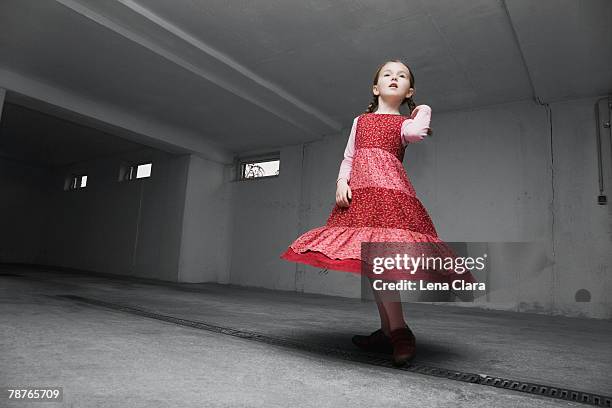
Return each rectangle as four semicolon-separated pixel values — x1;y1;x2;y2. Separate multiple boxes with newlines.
410;105;433;138
336;179;352;207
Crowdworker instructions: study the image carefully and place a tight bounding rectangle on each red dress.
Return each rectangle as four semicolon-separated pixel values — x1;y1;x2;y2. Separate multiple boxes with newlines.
280;112;478;285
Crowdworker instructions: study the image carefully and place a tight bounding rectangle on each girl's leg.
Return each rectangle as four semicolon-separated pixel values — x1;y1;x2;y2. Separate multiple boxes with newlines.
368;277;407;336
368;277;390;336
382;296;408;333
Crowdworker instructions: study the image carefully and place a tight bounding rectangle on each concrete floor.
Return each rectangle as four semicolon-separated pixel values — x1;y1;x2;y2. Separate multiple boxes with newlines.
1;264;610;408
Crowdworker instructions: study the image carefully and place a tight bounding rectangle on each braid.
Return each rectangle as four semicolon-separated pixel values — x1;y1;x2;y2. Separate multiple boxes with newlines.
404;96;417;116
365;95;378;113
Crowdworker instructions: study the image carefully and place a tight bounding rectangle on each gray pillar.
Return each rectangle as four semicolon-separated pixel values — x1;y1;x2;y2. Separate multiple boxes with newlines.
0;88;5;123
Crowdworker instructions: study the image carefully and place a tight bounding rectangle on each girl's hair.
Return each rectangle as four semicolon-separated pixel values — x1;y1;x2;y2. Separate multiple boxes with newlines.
365;59;417;115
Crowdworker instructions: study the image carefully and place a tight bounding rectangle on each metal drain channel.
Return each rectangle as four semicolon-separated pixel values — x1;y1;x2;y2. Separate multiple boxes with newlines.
58;294;611;407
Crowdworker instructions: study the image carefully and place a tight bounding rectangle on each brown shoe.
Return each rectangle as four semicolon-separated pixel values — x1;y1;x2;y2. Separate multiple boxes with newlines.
351;328;393;354
389;326;416;366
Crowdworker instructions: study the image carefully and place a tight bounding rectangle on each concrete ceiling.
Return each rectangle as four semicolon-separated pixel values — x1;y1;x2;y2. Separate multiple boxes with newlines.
0;0;610;165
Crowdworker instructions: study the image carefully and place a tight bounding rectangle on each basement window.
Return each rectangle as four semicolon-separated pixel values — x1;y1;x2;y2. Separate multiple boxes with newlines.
124;162;153;181
238;156;280;180
65;174;87;191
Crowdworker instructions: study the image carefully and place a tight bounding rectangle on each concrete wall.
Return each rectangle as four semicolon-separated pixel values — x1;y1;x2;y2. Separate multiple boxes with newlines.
0;145;233;284
231;96;612;319
40;148;190;282
552;98;612;318
0;158;52;264
229;146;314;291
178;154;232;283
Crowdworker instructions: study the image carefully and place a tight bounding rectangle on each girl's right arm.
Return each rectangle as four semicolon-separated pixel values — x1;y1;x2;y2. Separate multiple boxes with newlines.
337;116;359;184
336;116;358;207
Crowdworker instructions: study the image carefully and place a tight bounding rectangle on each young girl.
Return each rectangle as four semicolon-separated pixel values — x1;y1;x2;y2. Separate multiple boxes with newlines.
280;59;478;366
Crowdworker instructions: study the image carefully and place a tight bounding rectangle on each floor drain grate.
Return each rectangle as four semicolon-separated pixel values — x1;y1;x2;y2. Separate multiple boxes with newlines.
57;294;611;407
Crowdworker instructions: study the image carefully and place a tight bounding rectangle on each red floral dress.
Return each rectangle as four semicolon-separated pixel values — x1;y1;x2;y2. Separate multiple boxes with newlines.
280;112;478;285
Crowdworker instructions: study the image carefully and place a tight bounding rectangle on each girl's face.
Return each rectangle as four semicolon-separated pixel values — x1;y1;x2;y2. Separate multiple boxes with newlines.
373;62;414;101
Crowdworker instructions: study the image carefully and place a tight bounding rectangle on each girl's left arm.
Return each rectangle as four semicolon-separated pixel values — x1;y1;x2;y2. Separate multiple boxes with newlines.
401;105;432;145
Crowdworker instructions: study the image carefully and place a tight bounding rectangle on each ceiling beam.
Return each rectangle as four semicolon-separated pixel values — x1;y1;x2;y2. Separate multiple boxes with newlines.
54;0;342;135
500;0;543;105
0;68;234;163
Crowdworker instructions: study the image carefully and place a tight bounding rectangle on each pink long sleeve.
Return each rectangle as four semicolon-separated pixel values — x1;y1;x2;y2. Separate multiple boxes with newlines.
401;105;432;145
337;116;359;183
